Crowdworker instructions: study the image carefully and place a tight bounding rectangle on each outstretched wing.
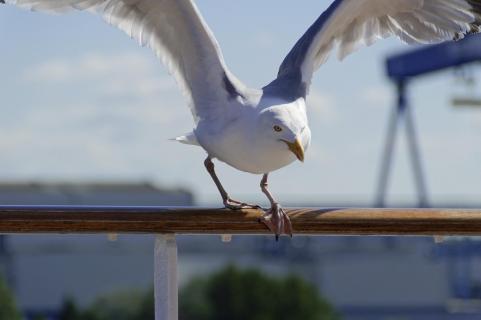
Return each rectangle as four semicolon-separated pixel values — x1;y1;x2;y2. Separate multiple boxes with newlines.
270;0;481;99
3;0;246;122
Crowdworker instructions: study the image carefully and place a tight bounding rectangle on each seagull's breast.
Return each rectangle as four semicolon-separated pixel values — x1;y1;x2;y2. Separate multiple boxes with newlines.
198;129;297;174
195;106;309;175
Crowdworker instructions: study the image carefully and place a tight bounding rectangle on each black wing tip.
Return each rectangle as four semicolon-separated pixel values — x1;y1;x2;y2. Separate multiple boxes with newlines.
469;1;481;27
0;1;5;4
453;1;481;41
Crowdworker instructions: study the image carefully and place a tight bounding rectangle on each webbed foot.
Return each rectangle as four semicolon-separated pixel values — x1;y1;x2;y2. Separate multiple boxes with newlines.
259;203;292;240
224;198;261;210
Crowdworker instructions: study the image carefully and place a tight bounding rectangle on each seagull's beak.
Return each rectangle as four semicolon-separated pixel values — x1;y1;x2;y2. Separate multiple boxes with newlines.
282;138;305;162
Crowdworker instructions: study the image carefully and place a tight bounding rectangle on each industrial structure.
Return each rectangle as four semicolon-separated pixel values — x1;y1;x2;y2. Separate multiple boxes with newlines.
377;33;481;208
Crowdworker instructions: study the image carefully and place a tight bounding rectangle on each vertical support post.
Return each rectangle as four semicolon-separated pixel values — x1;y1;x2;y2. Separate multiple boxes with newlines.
376;81;404;207
376;80;429;208
404;102;429;208
154;234;178;320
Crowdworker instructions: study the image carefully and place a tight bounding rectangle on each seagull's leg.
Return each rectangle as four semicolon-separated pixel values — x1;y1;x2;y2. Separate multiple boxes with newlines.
204;157;260;210
259;173;293;239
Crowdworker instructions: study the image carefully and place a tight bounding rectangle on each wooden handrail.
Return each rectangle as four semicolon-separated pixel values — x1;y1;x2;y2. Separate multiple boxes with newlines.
0;206;480;235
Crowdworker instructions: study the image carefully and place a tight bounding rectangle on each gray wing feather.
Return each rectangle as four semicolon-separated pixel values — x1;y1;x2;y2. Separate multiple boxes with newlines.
271;0;481;99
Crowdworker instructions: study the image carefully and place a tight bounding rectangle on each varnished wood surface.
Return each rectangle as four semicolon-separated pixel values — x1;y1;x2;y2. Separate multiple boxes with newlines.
0;206;480;235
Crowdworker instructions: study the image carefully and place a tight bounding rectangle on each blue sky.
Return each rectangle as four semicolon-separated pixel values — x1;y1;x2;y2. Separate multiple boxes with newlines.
0;0;481;206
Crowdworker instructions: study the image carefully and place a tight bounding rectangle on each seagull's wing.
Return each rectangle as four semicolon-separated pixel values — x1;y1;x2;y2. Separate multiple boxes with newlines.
4;0;246;122
271;0;481;98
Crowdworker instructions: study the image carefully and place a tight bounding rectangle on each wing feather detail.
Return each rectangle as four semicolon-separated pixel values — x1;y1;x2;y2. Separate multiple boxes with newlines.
273;0;481;98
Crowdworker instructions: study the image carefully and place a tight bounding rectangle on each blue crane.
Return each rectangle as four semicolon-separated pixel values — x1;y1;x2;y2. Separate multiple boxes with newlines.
377;34;481;208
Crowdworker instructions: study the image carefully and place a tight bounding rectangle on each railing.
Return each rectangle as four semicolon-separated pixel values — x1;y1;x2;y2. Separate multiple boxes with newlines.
2;205;481;320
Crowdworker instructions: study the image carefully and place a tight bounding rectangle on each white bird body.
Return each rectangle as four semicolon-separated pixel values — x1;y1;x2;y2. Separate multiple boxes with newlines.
195;95;310;174
3;0;481;236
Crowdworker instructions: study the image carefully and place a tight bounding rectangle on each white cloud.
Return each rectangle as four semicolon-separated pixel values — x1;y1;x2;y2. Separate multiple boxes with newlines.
23;52;177;100
306;89;338;123
360;84;393;108
25;53;152;82
469;112;481;128
252;31;277;49
19;51;187;122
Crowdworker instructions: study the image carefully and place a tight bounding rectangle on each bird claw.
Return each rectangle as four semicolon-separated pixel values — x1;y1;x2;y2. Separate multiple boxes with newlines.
259;203;292;240
223;198;261;210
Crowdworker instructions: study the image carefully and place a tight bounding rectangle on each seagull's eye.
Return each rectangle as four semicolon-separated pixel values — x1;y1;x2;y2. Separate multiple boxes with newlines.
273;125;283;132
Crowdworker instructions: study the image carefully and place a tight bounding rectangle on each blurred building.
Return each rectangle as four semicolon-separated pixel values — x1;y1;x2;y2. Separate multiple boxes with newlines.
0;181;193;319
0;181;193;206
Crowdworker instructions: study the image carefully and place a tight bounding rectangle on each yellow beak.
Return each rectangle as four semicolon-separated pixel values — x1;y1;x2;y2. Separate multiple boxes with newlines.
282;138;305;162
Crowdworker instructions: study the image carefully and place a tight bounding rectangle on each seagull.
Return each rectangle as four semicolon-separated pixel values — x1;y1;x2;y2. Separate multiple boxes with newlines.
3;0;481;238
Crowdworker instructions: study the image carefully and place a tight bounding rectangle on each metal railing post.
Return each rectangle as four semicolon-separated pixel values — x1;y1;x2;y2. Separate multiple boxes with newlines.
154;234;178;320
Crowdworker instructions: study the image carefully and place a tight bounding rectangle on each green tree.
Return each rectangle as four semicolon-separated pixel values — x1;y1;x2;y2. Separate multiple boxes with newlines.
180;265;339;320
60;265;339;320
58;290;152;320
134;288;154;320
58;297;82;320
0;275;21;320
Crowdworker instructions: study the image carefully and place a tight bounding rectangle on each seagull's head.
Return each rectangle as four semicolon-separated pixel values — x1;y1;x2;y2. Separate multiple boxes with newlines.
257;102;310;162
